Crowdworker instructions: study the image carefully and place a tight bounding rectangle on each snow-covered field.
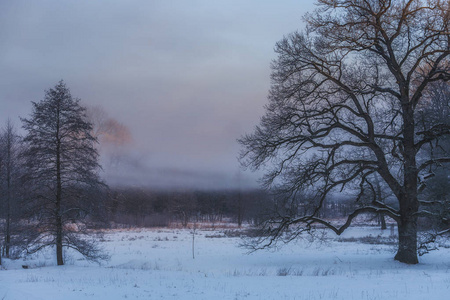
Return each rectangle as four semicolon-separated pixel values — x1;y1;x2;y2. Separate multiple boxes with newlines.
1;226;449;300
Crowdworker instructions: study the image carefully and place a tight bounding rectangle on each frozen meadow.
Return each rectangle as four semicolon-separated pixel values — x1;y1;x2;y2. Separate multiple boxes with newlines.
0;226;449;300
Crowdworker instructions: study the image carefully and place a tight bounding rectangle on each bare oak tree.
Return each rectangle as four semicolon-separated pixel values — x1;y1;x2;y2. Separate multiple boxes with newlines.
21;81;106;265
239;0;449;264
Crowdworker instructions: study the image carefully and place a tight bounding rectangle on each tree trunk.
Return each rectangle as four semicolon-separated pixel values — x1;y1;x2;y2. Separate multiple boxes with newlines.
5;214;10;258
56;105;64;266
394;215;418;264
6;172;11;258
394;102;419;264
56;215;64;266
56;164;64;265
374;174;387;230
5;181;11;257
380;214;387;230
237;192;243;228
5;126;11;258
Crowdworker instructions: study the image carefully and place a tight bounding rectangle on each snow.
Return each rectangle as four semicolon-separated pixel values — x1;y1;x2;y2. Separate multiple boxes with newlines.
1;226;449;299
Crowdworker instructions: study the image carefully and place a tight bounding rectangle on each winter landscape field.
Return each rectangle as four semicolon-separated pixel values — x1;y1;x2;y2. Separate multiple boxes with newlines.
1;226;449;300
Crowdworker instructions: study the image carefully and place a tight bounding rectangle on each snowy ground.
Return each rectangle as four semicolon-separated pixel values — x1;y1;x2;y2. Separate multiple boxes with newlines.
0;226;449;300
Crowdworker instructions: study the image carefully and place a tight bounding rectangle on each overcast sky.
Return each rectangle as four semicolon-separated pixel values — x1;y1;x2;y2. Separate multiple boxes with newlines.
0;0;316;189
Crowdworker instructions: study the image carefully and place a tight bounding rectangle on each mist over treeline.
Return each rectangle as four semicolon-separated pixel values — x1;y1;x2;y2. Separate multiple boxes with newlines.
0;86;268;244
102;186;272;228
101;184;392;229
85;104;258;190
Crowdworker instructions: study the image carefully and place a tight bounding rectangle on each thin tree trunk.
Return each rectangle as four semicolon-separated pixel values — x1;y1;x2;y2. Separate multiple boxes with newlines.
5;123;11;258
380;215;387;230
374;173;387;230
5;209;10;258
56;179;64;265
56;174;64;266
56;103;64;266
237;191;242;228
5;163;11;258
56;173;64;265
56;214;63;266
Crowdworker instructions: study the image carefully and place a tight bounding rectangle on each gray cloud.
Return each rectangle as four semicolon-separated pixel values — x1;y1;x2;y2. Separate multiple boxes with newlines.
0;0;315;189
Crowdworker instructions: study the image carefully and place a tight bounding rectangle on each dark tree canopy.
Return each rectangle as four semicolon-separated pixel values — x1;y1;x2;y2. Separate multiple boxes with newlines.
240;0;449;264
21;80;106;265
